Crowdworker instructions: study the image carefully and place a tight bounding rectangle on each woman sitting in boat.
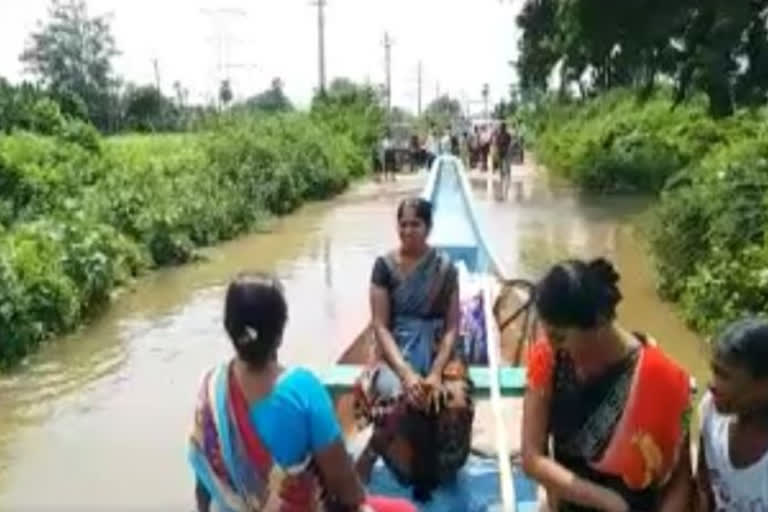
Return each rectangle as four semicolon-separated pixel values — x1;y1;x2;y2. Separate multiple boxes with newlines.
353;197;474;502
521;258;692;512
188;273;416;512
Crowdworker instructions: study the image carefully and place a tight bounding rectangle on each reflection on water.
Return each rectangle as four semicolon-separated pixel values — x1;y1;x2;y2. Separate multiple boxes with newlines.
0;169;708;509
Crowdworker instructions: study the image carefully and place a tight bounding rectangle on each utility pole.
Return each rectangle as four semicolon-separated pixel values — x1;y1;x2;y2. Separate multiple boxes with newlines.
152;58;161;91
311;0;327;95
417;60;423;116
383;32;392;113
482;83;490;119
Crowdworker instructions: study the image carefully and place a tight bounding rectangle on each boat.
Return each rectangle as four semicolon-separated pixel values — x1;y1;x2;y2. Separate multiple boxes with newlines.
312;155;540;511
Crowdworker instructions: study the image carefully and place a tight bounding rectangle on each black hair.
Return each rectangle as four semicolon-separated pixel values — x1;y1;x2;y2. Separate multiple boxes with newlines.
715;317;768;379
535;258;622;329
223;273;288;368
397;197;433;231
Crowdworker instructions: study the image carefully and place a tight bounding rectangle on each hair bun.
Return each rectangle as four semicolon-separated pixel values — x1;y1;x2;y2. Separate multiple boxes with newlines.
236;325;259;347
588;258;619;286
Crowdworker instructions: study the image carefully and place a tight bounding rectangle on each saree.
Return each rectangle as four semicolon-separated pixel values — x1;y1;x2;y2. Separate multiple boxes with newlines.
189;362;334;512
353;249;474;499
528;334;691;511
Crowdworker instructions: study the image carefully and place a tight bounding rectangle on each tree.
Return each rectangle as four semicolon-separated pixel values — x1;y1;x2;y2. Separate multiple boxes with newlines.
244;77;293;113
172;80;188;108
20;0;119;131
515;0;768;117
219;79;233;108
122;84;178;132
311;77;385;150
423;95;463;130
516;0;561;93
389;106;415;125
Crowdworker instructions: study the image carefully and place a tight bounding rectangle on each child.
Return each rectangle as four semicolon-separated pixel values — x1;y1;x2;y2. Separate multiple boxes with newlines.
697;317;768;511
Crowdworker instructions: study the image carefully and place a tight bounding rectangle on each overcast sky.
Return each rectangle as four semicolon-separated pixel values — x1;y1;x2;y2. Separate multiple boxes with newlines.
0;0;523;112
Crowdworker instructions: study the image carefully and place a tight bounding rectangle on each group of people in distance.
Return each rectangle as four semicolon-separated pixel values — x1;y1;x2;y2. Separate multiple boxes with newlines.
373;121;524;187
188;196;768;511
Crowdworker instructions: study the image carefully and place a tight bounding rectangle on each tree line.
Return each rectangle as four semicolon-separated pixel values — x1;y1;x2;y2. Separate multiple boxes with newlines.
516;0;768;117
1;0;295;135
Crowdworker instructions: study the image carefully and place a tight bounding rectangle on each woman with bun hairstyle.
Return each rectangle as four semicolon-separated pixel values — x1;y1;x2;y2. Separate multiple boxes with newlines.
188;273;415;512
521;259;693;511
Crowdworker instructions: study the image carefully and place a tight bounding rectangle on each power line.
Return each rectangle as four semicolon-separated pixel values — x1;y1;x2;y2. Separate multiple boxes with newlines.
200;7;247;100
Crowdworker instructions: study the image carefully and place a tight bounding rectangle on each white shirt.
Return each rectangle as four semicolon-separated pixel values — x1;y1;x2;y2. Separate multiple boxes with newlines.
699;392;768;511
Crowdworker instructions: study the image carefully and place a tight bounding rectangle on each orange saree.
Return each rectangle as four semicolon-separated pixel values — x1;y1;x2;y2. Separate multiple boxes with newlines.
527;335;691;510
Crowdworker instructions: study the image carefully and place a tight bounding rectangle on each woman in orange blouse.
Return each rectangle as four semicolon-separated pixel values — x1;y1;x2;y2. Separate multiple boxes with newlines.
521;258;693;512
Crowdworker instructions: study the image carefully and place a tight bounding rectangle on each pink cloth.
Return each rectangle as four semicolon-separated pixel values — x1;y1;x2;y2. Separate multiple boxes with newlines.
366;495;418;512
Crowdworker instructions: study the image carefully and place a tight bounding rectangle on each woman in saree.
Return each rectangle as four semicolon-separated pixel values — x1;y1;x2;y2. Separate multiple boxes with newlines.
188;273;415;512
521;258;693;512
353;197;474;503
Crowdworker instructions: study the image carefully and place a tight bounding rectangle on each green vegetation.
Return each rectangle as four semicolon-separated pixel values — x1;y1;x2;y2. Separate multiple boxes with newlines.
526;89;768;334
516;0;768;118
0;96;381;368
0;0;386;368
515;0;768;336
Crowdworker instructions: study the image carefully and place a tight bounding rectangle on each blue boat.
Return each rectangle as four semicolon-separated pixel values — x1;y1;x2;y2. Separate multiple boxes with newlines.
315;155;539;511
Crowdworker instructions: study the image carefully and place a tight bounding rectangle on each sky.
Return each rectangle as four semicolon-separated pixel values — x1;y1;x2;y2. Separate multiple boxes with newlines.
0;0;523;113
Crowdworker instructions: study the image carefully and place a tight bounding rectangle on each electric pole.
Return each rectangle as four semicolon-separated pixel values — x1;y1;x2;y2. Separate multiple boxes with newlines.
417;60;423;116
383;32;392;113
311;0;327;95
153;58;161;91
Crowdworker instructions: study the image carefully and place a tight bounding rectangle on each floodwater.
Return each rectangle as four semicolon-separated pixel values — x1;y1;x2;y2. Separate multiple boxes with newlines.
0;165;709;510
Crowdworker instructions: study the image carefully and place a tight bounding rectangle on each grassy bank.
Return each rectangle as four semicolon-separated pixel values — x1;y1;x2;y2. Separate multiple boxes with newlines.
0;112;372;368
527;89;768;334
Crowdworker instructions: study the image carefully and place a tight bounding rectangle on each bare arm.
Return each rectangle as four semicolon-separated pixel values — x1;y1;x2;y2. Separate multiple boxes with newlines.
521;387;629;512
429;288;459;378
658;433;693;512
314;440;367;507
695;436;714;512
370;283;412;380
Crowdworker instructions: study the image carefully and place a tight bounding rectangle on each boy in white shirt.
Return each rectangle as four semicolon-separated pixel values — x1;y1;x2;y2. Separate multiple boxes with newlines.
697;317;768;511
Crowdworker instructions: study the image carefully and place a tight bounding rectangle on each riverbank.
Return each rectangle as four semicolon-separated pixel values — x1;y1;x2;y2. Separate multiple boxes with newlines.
0;112;373;369
527;88;768;334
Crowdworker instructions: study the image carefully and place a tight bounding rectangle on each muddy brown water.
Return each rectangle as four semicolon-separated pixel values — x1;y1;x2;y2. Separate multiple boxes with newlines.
0;167;710;509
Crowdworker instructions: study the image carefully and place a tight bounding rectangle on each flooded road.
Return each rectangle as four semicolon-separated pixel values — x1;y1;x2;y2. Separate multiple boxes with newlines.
0;167;709;509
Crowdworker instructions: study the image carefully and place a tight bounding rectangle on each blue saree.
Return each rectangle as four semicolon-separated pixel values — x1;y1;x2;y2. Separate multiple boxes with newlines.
354;248;474;501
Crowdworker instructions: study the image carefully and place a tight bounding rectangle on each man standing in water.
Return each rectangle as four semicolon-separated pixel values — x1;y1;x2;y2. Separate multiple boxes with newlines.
381;132;396;182
697;317;768;511
425;129;438;170
496;122;513;200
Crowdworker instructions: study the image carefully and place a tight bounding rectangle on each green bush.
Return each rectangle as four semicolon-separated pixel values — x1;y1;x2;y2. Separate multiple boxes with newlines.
0;107;381;367
529;88;768;335
529;89;730;192
650;136;768;332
